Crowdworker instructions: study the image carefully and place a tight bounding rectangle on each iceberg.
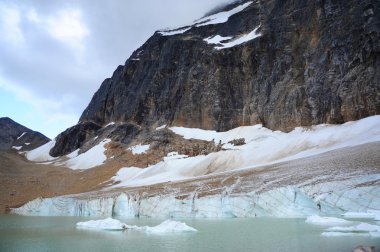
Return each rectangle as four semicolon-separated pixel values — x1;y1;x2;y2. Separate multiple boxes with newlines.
322;223;380;237
305;215;353;226
145;220;197;233
76;218;130;230
76;218;197;233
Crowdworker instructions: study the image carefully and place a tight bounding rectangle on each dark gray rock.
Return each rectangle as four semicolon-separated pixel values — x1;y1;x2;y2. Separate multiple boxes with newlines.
54;0;380;155
49;122;101;157
0;117;50;151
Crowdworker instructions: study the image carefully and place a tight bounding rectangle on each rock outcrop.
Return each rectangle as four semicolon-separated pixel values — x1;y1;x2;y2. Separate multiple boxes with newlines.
0;117;50;151
54;0;380;156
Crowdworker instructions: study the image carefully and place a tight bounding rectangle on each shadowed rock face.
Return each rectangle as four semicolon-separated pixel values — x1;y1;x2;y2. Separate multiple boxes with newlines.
0;117;50;151
49;122;102;157
54;0;380;156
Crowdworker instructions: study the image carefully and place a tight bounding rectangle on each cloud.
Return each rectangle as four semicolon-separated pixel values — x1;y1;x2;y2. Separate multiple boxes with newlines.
0;0;233;138
0;4;24;45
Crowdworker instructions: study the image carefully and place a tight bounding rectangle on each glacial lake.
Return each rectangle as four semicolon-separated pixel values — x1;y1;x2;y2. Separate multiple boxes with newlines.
0;214;379;252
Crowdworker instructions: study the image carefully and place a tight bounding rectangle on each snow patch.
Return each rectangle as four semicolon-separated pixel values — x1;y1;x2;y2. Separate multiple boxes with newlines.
66;149;79;159
204;35;232;45
17;132;27;140
24;142;30;145
64;139;111;170
216;27;261;49
204;27;261;50
104;122;115;127
26;141;56;162
156;124;167;130
305;215;353;226
195;2;253;27
112;167;143;187
159;27;191;36
129;144;150;155
12;146;23;150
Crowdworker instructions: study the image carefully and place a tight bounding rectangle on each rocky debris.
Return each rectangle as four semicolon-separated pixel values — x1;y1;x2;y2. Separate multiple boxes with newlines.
104;128;222;168
53;0;380;157
228;138;246;146
0;117;50;151
353;246;375;252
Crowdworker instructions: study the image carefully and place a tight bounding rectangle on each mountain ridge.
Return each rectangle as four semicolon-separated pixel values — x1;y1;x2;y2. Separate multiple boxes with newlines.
0;117;50;151
51;0;379;157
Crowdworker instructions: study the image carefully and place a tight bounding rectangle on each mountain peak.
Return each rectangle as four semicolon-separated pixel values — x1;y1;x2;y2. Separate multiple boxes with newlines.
0;117;50;151
53;0;379;157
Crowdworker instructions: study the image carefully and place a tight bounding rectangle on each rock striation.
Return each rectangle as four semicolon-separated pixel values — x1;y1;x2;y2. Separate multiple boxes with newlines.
53;0;380;156
0;117;50;151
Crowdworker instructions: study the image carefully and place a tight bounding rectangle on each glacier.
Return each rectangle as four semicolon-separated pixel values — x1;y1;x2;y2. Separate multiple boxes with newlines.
11;174;380;218
12;116;380;218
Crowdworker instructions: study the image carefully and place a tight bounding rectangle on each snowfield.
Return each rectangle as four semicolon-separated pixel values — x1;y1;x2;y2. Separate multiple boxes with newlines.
112;116;380;187
26;140;57;162
25;139;111;170
64;139;111;170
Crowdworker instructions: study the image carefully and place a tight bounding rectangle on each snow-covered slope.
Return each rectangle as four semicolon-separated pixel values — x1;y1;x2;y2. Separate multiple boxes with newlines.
112;116;380;187
12;116;380;218
25;139;111;170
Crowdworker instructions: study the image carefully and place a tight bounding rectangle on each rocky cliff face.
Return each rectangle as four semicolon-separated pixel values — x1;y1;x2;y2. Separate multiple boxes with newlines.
0;117;50;151
53;0;380;156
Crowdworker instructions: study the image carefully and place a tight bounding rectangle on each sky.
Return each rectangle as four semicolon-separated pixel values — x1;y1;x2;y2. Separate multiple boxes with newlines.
0;0;232;139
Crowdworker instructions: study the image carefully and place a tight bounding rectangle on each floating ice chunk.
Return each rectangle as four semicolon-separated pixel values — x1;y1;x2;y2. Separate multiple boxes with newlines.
195;1;253;27
76;218;197;233
145;220;197;233
12;146;23;150
326;223;380;233
305;215;353;226
17;132;27;140
342;212;376;219
367;210;380;220
370;232;380;237
159;27;191;36
321;232;369;237
26;140;56;162
76;218;131;230
64;139;111;170
129;144;150;155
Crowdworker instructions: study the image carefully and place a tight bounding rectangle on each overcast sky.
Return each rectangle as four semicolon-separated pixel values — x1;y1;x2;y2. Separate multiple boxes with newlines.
0;0;232;138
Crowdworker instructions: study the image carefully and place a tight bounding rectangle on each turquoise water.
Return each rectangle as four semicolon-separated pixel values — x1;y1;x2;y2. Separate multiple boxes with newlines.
0;215;379;252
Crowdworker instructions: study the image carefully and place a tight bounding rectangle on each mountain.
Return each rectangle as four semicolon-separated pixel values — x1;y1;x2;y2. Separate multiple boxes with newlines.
50;0;379;157
0;117;50;151
10;0;380;220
